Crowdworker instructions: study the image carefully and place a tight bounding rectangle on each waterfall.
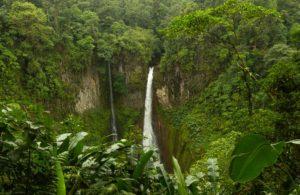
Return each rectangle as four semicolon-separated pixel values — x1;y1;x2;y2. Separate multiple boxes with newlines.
108;63;118;141
143;67;157;150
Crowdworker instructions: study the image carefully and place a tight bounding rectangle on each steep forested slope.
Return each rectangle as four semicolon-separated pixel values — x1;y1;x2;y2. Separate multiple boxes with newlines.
157;0;299;193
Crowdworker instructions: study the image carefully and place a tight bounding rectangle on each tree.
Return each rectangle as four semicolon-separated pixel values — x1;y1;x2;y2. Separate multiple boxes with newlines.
0;44;20;97
4;1;64;101
164;0;286;114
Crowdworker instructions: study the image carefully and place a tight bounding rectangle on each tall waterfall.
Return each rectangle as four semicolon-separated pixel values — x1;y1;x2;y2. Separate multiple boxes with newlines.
108;63;118;141
143;67;157;150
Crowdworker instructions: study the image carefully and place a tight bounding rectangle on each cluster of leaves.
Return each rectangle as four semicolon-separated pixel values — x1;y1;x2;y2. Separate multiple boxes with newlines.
0;102;162;193
0;103;56;194
0;102;232;194
0;1;64;101
229;134;300;194
161;0;287;100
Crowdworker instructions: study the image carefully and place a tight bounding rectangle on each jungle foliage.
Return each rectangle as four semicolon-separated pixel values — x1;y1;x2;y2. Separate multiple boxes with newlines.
0;0;195;106
159;0;299;193
0;0;299;194
0;102;231;194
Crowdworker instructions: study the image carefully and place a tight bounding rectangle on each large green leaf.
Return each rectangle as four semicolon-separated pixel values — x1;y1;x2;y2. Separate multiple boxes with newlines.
287;139;300;145
132;150;154;180
229;134;285;183
68;132;88;151
105;142;126;154
172;157;189;195
56;133;71;154
56;133;72;145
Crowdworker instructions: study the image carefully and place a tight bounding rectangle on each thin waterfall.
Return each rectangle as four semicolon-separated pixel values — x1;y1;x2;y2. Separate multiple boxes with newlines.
108;63;118;141
143;67;157;150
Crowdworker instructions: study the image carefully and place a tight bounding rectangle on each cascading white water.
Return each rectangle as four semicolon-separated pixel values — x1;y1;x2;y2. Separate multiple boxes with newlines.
143;67;157;150
108;63;118;141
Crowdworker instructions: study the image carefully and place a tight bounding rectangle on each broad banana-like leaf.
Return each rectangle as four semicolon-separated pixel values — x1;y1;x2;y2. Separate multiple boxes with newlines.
229;134;285;183
56;133;72;145
68;132;88;151
105;142;125;154
56;133;71;154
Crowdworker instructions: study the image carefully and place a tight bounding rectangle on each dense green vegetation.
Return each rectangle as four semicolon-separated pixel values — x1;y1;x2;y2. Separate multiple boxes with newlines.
0;0;299;194
0;102;228;194
160;0;299;193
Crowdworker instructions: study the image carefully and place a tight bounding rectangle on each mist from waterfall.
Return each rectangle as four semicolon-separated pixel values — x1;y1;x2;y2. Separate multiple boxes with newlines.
108;63;118;141
143;67;157;151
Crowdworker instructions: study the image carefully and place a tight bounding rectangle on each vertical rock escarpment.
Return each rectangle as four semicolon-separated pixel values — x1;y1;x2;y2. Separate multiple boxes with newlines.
156;86;171;108
75;66;101;113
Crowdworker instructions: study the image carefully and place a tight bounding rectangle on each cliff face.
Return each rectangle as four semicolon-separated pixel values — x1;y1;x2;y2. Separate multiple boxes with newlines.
63;61;195;171
152;65;211;171
117;64;147;110
73;64;188;123
156;85;172;108
75;66;102;113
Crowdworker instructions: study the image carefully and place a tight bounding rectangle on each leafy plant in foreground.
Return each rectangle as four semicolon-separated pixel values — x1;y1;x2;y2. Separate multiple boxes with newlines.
173;156;189;195
229;134;299;183
0;103;56;194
